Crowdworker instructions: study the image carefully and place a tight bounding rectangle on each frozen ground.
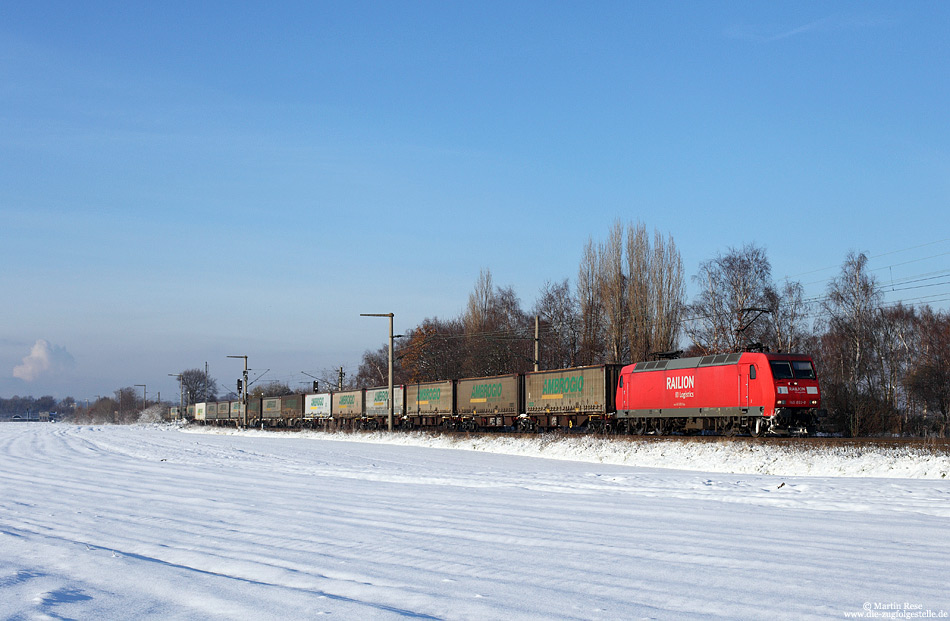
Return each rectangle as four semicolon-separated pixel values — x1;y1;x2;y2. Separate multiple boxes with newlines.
1;424;948;620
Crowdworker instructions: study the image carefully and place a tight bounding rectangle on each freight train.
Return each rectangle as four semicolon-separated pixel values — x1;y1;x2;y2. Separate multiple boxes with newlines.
189;352;822;436
188;352;821;436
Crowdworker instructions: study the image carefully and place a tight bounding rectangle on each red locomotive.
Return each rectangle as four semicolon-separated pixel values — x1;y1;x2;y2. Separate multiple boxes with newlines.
615;352;821;436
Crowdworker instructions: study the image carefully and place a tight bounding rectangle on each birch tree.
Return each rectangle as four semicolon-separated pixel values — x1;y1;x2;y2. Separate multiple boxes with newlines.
686;244;772;354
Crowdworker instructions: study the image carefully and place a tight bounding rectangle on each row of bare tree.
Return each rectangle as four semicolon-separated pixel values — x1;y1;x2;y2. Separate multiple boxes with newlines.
73;387;155;424
71;370;221;423
816;252;950;436
577;222;685;365
353;222;949;436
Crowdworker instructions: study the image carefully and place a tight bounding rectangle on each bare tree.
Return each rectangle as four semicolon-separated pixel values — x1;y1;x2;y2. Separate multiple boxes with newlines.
114;387;139;423
764;279;809;352
355;344;406;388
465;268;495;334
818;251;885;436
686;244;773;353
180;368;218;404
460;270;531;376
821;252;881;391
399;317;467;383
78;396;118;424
873;304;918;433
625;223;686;362
577;222;684;364
626;222;651;362
577;238;605;365
598;221;627;363
533;279;581;369
650;229;685;354
478;284;532;375
905;307;950;435
251;381;294;398
301;367;358;392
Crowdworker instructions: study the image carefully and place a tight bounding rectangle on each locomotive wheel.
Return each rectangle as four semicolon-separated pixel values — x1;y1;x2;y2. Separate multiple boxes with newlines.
748;419;763;438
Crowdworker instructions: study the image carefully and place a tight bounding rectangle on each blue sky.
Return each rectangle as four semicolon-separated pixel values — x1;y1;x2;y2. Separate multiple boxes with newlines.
2;1;948;401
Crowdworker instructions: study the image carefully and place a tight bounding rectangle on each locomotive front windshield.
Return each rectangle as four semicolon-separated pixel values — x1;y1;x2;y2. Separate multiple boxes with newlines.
769;360;816;380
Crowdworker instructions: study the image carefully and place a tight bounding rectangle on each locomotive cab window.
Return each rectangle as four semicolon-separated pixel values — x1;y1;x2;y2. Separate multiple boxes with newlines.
792;361;816;380
769;361;794;379
749;365;756;380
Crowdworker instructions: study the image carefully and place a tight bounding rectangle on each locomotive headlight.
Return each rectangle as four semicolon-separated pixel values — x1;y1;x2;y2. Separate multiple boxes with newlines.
810;400;818;405
777;400;786;405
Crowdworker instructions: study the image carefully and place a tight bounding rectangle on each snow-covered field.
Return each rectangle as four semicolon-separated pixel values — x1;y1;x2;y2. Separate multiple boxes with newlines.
2;424;948;620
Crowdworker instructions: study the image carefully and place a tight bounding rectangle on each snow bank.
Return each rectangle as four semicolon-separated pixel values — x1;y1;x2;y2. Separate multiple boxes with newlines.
185;426;950;479
134;405;168;424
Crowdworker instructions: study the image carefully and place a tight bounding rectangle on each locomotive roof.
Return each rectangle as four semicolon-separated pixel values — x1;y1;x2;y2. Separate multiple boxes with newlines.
632;352;811;372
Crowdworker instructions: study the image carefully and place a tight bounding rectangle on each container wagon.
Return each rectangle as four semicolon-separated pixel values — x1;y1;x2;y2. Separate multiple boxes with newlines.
455;374;522;431
280;394;303;427
363;385;405;430
303;392;332;428
332;389;364;430
229;401;244;426
522;365;623;431
261;397;282;426
405;380;455;428
193;402;209;423
245;398;262;426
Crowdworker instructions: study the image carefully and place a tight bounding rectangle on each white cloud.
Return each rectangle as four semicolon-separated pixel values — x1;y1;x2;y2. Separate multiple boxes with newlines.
13;339;75;381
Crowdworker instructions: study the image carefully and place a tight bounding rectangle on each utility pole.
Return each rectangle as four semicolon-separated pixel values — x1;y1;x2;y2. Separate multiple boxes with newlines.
338;367;345;391
360;312;395;431
534;315;540;372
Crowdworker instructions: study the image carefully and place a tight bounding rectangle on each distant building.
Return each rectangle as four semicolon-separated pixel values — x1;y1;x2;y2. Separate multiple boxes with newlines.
1;412;50;422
